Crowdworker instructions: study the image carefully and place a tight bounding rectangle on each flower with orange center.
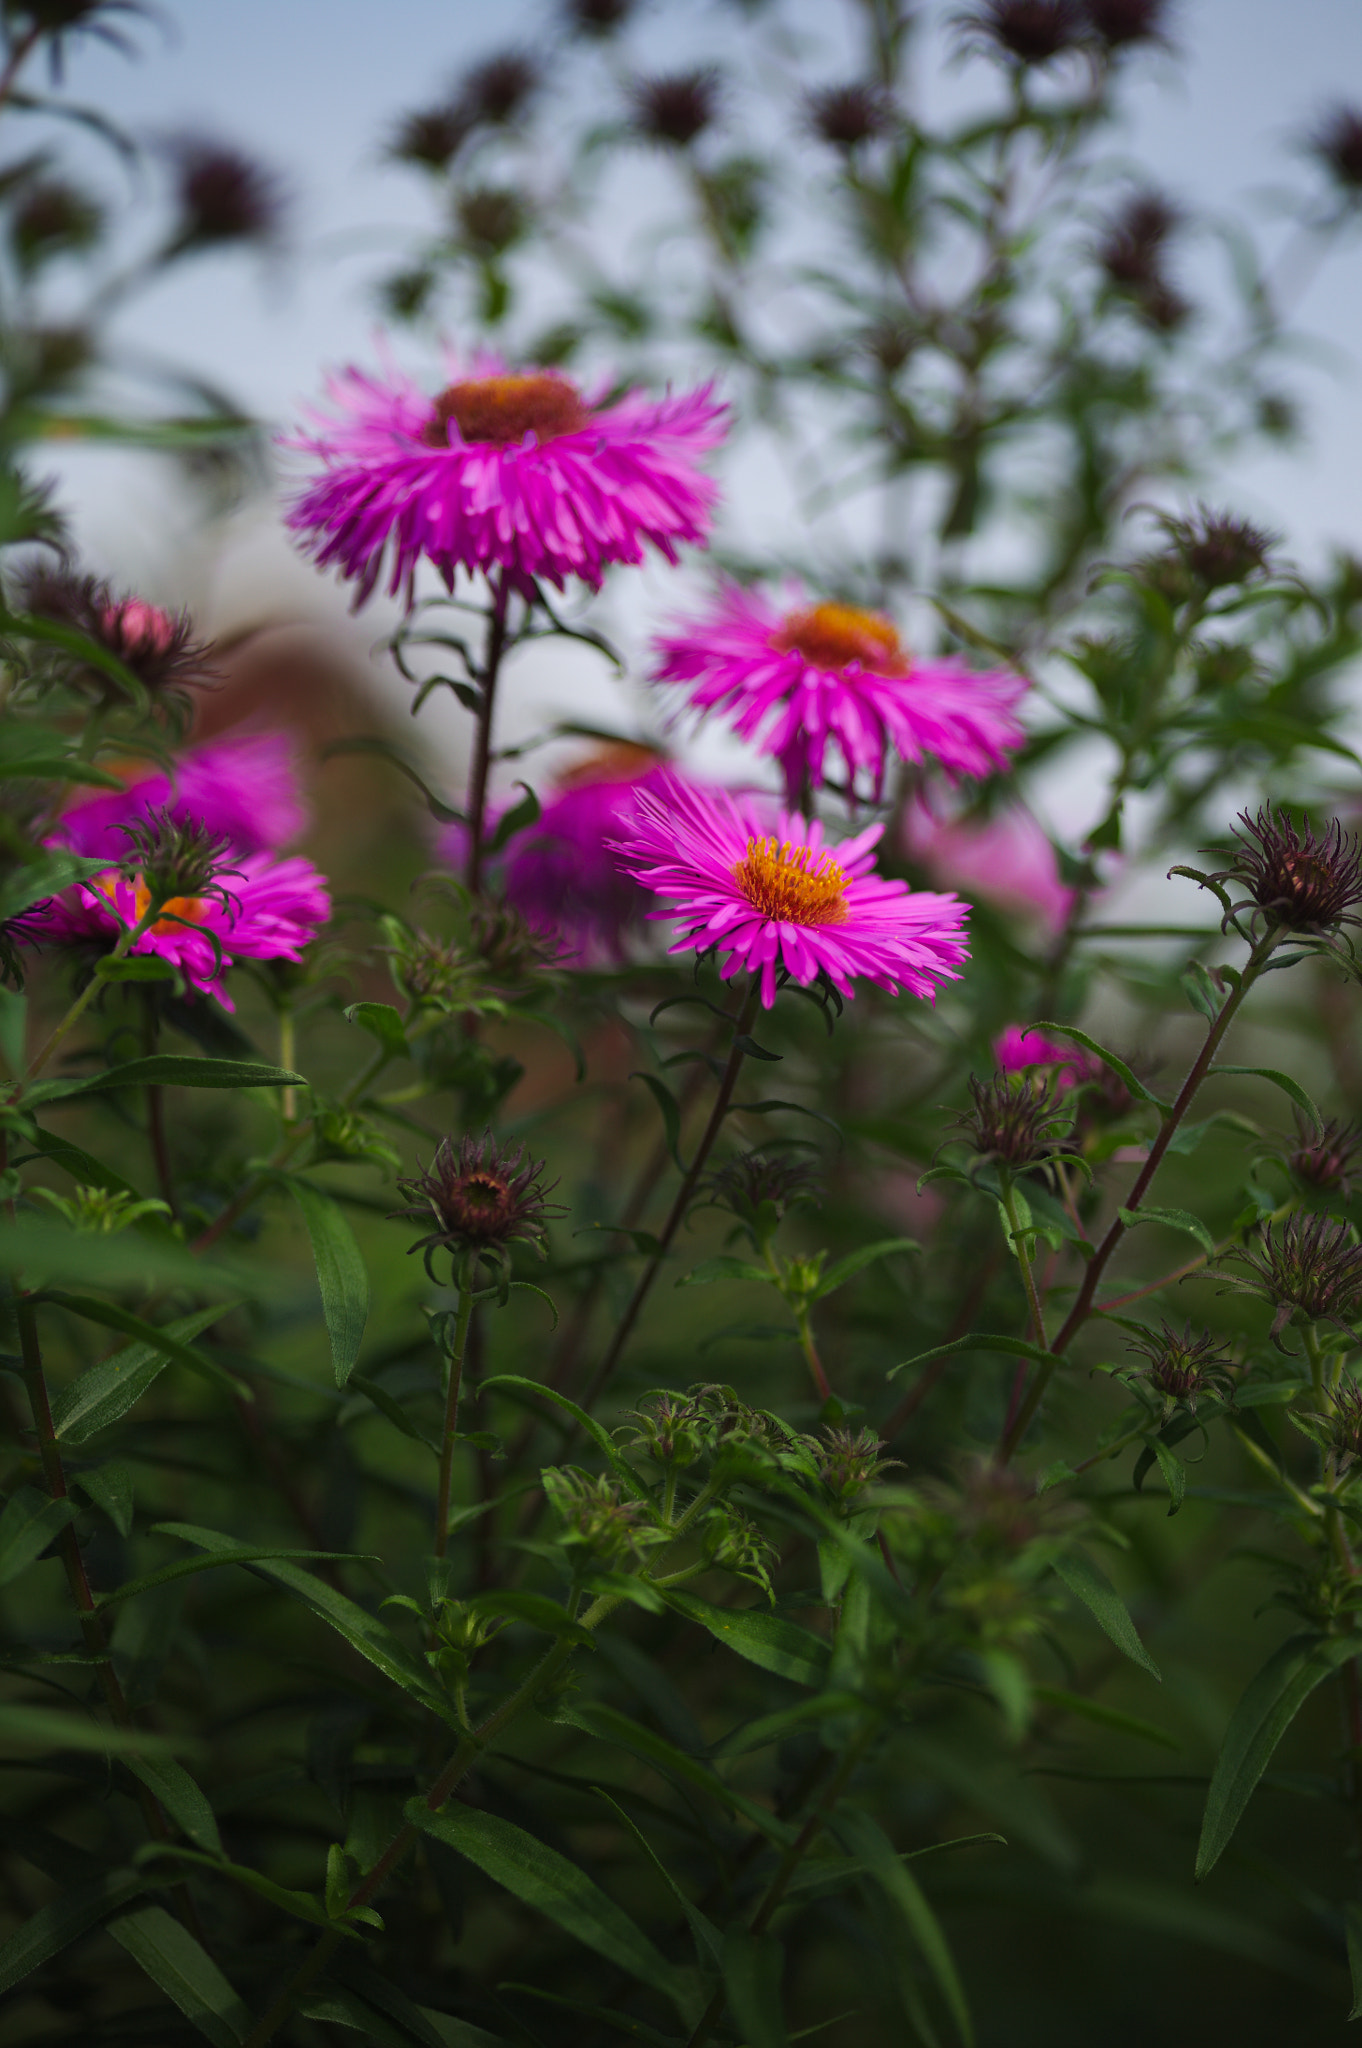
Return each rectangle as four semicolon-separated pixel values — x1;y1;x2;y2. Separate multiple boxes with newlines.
655;582;1027;806
610;772;968;1009
285;351;726;604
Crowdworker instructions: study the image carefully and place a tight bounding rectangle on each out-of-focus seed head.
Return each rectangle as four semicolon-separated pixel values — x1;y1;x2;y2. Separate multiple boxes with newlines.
1157;503;1277;591
806;82;896;151
702;1150;822;1240
386;103;472;172
1224;1212;1362;1345
1097;191;1187;326
1308;104;1362;198
1081;0;1172;48
1286;1113;1362;1200
957;0;1083;65
565;0;633;32
1208;807;1362;938
954;1070;1075;1172
162;138;285;253
11;179;102;269
391;1132;559;1268
459;51;540;127
455;185;526;256
1126;1320;1235;1410
629;69;720;146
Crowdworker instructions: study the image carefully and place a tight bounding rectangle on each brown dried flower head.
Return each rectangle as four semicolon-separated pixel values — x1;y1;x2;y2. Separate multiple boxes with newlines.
1309;105;1362;197
957;0;1083;65
629;69;720;146
1209;807;1362;938
392;1133;559;1269
1126;1320;1235;1410
1223;1213;1362;1345
806;82;895;151
163;138;285;253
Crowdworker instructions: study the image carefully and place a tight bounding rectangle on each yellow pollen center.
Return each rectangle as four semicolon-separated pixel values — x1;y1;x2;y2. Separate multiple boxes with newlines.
733;836;849;926
423;372;591;448
95;874;208;936
771;601;906;675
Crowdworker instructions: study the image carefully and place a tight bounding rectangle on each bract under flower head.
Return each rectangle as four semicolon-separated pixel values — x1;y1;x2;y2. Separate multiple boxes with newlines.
284;353;727;605
655;584;1026;807
609;773;969;1010
1126;1321;1235;1411
1209;806;1362;938
1222;1213;1362;1346
391;1133;559;1271
51;731;306;863
41;850;329;1010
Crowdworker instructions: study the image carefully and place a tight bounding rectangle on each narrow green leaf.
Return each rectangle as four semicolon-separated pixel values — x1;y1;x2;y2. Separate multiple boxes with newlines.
678;1255;772;1288
141;1844;333;1931
40;1293;244;1400
105;1901;251;2046
812;1237;919;1300
1208;1064;1323;1134
286;1178;370;1385
631;1071;686;1172
0;1866;145;1994
51;1306;233;1443
709;1692;864;1760
20;1126;140;1198
834;1807;973;2048
481;1374;647;1498
1032;1687;1179;1751
95;955;180;984
663;1589;830;1688
487;780;541;855
592;1787;723;1974
467;1590;596;1647
0;1703;191;1755
1150;1438;1187;1516
1052;1550;1161;1680
152;1522;449;1718
25;1054;304;1104
73;1459;135;1537
98;1542;369;1607
126;1755;222;1855
888;1332;1054;1380
556;1700;793;1841
1117;1206;1217;1261
0;1484;77;1585
722;1927;788;2048
408;1801;692;2014
1196;1632;1359;1880
1028;1023;1171;1112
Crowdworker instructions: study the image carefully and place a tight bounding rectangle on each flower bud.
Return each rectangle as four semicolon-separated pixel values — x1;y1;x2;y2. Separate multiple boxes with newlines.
1157;504;1277;591
163;138;285;253
629;69;720;146
386;104;472;171
391;1133;559;1267
565;0;633;32
806;83;895;151
702;1150;822;1242
818;1425;897;1505
1285;1113;1362;1200
1126;1320;1234;1410
954;1070;1074;1172
1081;0;1172;49
542;1467;662;1563
1209;807;1362;938
957;0;1083;65
458;52;540;127
1224;1213;1362;1344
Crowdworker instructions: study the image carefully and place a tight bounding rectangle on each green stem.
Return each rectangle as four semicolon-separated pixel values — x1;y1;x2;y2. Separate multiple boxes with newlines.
580;986;760;1415
1000;1176;1048;1350
999;930;1282;1464
433;1256;476;1561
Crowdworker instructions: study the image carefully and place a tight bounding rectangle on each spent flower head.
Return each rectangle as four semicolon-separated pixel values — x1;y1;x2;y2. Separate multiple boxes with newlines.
1222;1213;1362;1345
1126;1320;1236;1411
392;1133;560;1273
1206;807;1362;940
458;51;540;126
386;102;471;171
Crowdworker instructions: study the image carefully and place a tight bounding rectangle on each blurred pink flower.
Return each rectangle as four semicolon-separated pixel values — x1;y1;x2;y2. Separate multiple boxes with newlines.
438;745;678;962
50;732;307;863
284;355;727;604
43;853;329;1010
610;772;969;1009
994;1023;1097;1091
655;584;1026;806
901;796;1076;936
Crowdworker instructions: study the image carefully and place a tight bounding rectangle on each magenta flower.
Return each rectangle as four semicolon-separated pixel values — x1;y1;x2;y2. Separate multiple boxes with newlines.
994;1024;1097;1092
901;796;1076;937
43;852;329;1010
441;746;678;962
284;355;727;604
610;774;969;1009
51;732;307;864
654;585;1026;806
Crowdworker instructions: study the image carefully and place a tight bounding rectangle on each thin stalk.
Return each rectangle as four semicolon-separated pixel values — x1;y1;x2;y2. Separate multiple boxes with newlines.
579;985;761;1415
433;1255;476;1561
1000;931;1281;1464
464;571;511;896
278;1008;297;1124
999;1177;1048;1348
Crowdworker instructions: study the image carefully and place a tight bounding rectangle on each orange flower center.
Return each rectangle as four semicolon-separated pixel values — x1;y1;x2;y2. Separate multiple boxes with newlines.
733;836;849;926
422;372;591;448
95;874;209;936
771;601;907;675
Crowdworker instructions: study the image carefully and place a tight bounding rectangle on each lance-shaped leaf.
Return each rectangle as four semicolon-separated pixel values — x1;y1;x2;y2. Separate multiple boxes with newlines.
1028;1022;1171;1112
345;1000;411;1060
1053;1550;1161;1681
722;1928;787;2048
126;1755;222;1856
663;1588;830;1688
51;1305;235;1443
40;1294;246;1401
1206;1063;1323;1135
25;1054;305;1106
107;1902;252;2047
0;1485;77;1586
1196;1632;1360;1881
481;1374;648;1498
0;1704;192;1756
834;1806;973;2048
0;1866;146;1995
407;1801;694;2017
1117;1206;1217;1261
808;1237;918;1302
889;1332;1054;1381
285;1177;370;1385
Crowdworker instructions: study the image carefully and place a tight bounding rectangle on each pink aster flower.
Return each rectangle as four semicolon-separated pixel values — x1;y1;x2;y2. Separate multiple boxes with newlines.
51;732;307;864
654;585;1027;807
284;354;727;605
610;774;969;1009
901;795;1077;937
994;1024;1097;1092
43;852;329;1011
440;745;680;962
